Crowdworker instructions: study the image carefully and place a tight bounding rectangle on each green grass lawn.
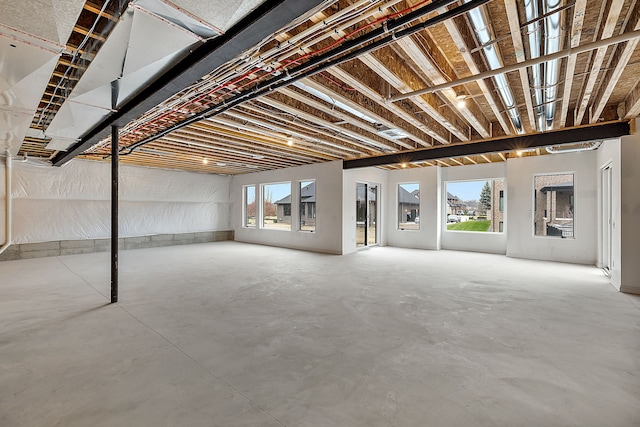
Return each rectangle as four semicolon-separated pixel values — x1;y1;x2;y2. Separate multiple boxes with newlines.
447;220;491;232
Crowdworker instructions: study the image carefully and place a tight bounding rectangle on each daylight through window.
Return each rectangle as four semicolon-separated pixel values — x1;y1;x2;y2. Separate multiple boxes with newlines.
262;182;291;230
445;179;505;233
398;183;420;230
533;174;574;238
243;185;256;228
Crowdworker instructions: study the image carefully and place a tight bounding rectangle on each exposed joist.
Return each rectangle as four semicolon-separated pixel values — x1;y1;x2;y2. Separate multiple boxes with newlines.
559;0;588;127
223;107;364;156
591;2;640;121
574;1;624;124
442;11;513;134
394;36;491;138
326;64;442;146
259;94;385;155
618;77;640;118
360;51;470;142
300;77;432;148
277;86;404;151
503;0;536;131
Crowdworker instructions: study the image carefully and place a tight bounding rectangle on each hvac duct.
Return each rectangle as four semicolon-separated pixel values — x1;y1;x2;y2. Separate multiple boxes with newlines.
525;0;562;131
463;0;524;133
545;140;602;153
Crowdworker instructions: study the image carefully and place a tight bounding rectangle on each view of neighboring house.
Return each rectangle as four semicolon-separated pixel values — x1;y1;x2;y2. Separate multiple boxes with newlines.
398;187;420;223
534;175;574;237
274;181;316;227
446;192;466;215
488;180;505;232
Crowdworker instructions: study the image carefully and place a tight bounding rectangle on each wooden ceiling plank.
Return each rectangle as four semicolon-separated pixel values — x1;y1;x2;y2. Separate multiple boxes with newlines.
185;121;337;161
559;0;588;127
326;65;444;145
277;86;403;151
591;3;640;122
394;36;492;138
618;77;640;118
503;0;537;131
574;1;625;124
299;77;433;148
442;14;513;134
205;114;352;159
224;107;363;156
360;51;469;142
259;94;383;155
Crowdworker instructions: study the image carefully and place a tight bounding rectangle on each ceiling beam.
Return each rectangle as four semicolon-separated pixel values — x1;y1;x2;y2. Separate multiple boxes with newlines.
442;11;513;134
503;0;536;131
559;0;588;127
360;51;469;142
618;78;640;119
326;64;443;146
591;2;640;122
574;1;624;124
343;121;631;169
52;0;327;166
394;36;492;138
299;77;432;148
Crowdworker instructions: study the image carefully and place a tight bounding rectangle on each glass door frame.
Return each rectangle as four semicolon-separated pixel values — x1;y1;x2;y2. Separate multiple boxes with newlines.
356;182;380;248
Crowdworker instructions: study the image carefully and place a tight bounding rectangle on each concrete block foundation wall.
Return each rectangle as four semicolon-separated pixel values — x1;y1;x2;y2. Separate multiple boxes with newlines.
0;230;234;261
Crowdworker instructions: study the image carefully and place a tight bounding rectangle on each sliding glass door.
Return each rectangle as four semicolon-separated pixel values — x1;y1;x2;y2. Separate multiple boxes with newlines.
356;182;378;247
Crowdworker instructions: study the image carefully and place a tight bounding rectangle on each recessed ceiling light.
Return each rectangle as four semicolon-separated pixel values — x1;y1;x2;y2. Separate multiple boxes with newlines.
216;162;226;166
202;158;208;164
457;99;466;109
252;154;264;159
287;137;294;146
400;162;407;168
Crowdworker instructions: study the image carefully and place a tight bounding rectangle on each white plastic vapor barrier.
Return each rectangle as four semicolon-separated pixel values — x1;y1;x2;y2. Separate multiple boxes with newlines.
6;160;231;244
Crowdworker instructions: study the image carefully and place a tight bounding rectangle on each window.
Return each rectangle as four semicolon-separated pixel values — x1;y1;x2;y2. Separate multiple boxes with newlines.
398;183;420;230
445;179;505;233
243;185;256;228
262;182;291;230
300;180;315;232
534;174;574;238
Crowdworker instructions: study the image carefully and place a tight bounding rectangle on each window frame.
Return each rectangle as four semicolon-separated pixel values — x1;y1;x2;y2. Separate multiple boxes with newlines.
443;178;505;234
243;185;256;228
261;181;292;231
397;182;420;231
532;172;575;239
299;179;316;232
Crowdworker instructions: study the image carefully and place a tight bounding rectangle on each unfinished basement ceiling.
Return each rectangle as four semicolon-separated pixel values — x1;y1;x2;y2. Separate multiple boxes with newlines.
4;0;640;174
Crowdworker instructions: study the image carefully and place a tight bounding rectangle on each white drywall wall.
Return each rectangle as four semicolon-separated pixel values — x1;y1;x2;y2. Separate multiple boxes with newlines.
596;139;622;289
506;150;597;264
342;167;388;254
440;162;508;254
386;166;439;250
2;159;231;243
620;118;640;294
231;160;343;254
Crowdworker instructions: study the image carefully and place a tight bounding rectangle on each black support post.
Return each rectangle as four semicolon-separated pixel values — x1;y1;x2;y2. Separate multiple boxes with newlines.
111;124;119;303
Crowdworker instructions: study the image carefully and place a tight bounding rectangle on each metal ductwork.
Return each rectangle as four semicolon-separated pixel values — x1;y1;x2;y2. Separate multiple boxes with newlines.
463;0;524;133
525;0;562;131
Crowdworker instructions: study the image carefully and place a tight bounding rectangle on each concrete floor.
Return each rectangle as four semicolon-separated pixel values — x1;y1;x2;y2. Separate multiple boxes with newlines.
1;242;639;427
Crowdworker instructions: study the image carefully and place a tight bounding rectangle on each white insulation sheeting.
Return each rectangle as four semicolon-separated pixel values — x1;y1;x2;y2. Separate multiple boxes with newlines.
7;160;231;244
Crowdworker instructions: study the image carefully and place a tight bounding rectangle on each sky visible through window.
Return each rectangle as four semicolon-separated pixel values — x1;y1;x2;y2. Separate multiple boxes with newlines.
447;180;487;200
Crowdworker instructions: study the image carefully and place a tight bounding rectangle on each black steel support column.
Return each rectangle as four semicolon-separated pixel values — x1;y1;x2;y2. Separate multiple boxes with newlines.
111;124;118;303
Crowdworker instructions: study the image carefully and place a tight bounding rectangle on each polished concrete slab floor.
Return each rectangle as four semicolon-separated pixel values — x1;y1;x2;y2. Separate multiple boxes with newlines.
1;241;639;427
